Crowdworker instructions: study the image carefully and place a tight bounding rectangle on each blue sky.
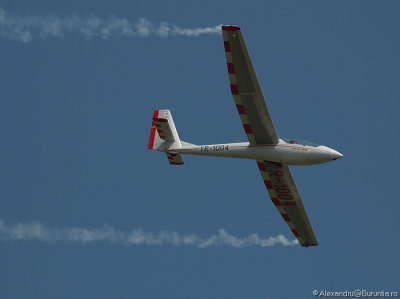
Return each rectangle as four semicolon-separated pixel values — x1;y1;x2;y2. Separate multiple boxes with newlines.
1;1;399;298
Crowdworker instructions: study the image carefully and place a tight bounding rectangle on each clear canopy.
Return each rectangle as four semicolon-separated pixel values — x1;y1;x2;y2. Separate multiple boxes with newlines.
282;138;320;147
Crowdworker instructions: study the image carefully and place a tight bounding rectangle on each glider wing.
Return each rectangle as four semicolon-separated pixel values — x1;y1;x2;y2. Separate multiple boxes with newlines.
257;160;318;247
222;25;279;145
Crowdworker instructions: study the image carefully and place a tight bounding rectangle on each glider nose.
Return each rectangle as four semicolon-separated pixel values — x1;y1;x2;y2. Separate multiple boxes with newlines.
331;150;343;160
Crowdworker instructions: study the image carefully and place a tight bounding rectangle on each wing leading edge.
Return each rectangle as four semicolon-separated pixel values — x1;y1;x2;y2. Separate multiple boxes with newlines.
222;25;279;145
257;160;318;247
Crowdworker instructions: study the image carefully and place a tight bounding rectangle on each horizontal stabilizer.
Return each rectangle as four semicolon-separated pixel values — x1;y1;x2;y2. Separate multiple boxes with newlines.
166;152;184;165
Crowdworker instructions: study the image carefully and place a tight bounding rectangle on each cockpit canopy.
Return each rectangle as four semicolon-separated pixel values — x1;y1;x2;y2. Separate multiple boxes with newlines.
282;138;320;147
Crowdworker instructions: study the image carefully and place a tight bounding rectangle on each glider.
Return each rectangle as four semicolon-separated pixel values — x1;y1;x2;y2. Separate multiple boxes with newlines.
148;25;343;247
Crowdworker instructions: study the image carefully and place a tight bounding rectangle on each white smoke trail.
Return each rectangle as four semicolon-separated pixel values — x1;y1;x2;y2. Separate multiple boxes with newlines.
0;220;298;248
0;7;221;42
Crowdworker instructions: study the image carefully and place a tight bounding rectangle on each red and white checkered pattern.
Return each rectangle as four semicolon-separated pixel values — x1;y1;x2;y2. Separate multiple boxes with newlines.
257;160;318;247
222;26;257;144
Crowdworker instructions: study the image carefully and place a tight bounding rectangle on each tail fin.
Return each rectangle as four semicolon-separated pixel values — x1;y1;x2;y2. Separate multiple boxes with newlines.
147;109;185;165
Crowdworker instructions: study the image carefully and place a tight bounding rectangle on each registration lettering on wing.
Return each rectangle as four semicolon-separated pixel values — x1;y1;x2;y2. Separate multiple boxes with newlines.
259;161;297;207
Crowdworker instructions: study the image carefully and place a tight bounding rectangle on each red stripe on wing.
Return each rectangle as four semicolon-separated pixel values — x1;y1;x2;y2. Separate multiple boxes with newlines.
243;124;253;134
257;162;266;171
281;214;291;222
221;25;240;31
291;229;300;237
236;104;246;114
230;84;239;94
264;180;273;189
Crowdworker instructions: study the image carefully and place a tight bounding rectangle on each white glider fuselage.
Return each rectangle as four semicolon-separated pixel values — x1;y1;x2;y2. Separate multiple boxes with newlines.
169;139;342;166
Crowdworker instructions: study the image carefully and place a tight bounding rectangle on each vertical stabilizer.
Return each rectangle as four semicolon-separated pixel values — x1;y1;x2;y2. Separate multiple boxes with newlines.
147;109;185;165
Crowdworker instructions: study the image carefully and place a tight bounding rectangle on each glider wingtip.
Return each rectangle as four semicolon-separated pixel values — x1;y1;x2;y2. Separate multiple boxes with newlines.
302;243;319;248
221;25;241;31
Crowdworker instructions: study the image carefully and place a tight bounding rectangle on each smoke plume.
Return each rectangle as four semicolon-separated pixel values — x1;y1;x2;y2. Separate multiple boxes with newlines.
0;7;221;42
0;220;298;248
